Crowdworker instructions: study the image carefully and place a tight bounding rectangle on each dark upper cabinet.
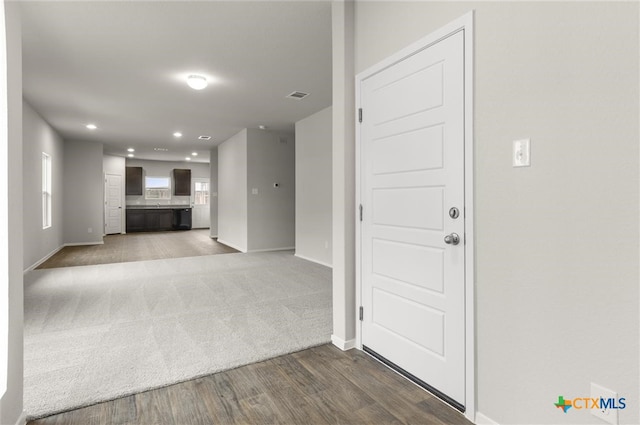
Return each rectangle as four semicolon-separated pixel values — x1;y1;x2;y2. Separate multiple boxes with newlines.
125;167;143;196
173;169;191;196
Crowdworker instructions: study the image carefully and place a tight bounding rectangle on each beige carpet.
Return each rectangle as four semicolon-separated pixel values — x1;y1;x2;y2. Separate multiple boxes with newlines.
24;251;332;420
37;229;238;269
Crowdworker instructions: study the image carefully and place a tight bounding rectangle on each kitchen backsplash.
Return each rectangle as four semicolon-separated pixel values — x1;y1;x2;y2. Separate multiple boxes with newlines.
126;195;192;207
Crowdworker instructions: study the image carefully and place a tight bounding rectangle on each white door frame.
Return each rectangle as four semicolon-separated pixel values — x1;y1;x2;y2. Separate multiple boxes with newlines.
191;177;211;229
354;11;475;422
104;172;123;235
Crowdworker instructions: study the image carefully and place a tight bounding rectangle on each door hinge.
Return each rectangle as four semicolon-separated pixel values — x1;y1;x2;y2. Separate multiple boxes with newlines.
359;306;364;321
359;204;363;222
358;108;363;123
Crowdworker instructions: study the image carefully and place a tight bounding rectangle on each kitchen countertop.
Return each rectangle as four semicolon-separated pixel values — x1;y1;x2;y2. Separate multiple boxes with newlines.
126;205;190;210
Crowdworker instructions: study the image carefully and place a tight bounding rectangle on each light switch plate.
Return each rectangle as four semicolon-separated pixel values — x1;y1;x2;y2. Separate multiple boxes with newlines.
251;188;258;195
513;138;531;167
591;383;618;425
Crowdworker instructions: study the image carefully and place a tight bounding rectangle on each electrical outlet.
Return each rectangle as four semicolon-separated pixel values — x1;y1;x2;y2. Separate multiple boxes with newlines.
513;138;531;167
591;383;618;425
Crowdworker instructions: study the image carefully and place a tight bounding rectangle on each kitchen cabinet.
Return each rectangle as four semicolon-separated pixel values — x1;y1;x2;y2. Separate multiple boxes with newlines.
126;209;174;232
125;167;143;196
125;209;146;232
173;169;191;196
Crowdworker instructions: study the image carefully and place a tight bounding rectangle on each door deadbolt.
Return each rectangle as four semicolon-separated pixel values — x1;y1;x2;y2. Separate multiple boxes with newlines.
449;207;460;219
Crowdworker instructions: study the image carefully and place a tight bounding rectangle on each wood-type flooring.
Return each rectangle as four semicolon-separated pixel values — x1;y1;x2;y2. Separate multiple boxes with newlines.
36;229;238;269
27;344;471;425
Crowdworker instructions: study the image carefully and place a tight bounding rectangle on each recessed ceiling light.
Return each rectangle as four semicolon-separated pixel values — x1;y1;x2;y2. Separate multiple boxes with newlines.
127;153;134;158
185;157;191;161
86;124;97;130
259;125;267;130
187;75;207;90
127;148;135;152
198;135;211;140
191;152;198;156
173;132;182;138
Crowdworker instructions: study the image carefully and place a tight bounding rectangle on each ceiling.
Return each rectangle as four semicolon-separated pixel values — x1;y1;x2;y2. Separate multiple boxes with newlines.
20;1;333;163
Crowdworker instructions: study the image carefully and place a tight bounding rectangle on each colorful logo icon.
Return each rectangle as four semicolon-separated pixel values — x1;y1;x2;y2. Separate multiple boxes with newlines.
555;396;572;413
554;395;626;413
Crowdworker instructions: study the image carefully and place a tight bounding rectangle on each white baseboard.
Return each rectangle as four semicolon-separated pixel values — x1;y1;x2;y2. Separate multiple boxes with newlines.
209;234;218;238
331;334;356;351
247;246;295;253
24;240;106;273
64;241;104;247
216;239;247;253
475;412;499;425
24;245;64;273
14;411;26;425
294;253;332;268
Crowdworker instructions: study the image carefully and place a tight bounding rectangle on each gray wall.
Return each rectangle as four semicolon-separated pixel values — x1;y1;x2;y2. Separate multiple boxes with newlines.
218;129;248;251
246;129;295;252
209;148;218;237
352;2;639;424
103;154;125;176
63;140;104;245
0;1;23;423
218;128;296;252
295;107;332;266
23;101;64;270
125;158;210;207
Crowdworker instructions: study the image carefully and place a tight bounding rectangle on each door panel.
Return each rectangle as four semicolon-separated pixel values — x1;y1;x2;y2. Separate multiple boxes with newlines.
372;125;444;174
105;174;122;235
360;30;465;406
372;186;444;229
372;288;445;355
191;178;210;229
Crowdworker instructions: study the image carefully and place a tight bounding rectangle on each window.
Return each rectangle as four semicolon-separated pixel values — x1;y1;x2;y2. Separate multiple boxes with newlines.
145;176;171;200
42;152;51;229
194;181;209;205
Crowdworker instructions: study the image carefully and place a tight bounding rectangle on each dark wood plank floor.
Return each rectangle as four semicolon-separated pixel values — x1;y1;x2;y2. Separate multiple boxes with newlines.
28;344;472;425
36;229;238;269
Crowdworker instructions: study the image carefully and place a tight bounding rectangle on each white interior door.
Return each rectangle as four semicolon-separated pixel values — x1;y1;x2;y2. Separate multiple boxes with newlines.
104;173;122;235
191;178;210;229
360;30;466;407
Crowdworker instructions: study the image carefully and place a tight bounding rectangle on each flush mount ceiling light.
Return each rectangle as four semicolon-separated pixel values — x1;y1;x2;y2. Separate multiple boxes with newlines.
127;154;134;158
127;148;135;152
173;132;182;138
187;75;207;90
191;152;198;156
185;157;191;161
86;124;97;130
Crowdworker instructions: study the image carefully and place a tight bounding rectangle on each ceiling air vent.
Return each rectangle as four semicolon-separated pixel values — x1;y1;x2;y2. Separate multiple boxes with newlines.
198;135;212;140
286;91;309;100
